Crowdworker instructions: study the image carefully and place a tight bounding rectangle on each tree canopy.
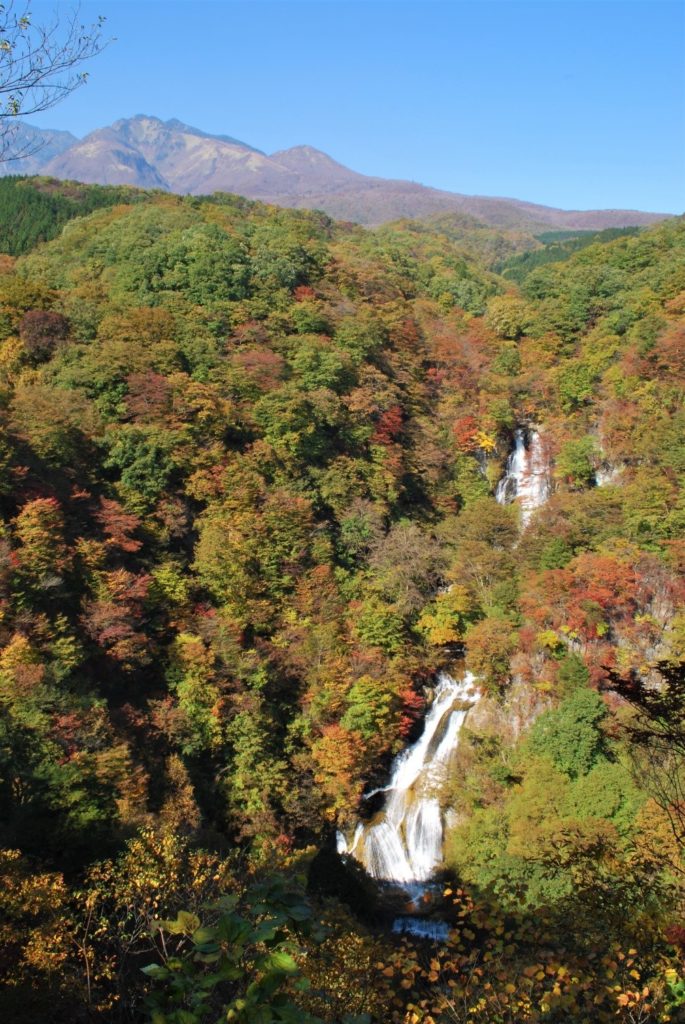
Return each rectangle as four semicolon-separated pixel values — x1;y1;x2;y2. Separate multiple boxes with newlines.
0;179;683;1022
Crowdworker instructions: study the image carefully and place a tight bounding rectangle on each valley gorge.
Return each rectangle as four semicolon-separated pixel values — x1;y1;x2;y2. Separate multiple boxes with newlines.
0;174;682;1023
333;425;556;937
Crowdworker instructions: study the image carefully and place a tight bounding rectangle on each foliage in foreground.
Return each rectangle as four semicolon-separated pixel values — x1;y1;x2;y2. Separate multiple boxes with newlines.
2;827;685;1023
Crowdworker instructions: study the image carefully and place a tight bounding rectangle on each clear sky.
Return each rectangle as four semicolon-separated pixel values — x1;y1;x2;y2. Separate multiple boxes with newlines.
27;0;685;213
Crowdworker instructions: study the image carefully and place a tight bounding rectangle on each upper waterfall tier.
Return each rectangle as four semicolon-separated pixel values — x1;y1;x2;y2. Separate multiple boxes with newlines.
337;672;478;885
495;427;551;526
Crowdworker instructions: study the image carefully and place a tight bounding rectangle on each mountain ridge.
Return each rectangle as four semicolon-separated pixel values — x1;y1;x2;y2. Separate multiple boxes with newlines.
2;114;671;229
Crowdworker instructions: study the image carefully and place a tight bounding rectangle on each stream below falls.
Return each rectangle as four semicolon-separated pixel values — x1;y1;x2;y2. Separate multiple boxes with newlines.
337;673;479;940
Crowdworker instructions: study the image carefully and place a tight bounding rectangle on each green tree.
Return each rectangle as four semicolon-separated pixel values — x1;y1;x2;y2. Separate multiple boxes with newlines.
555;435;600;488
556;360;595;411
525;687;609;779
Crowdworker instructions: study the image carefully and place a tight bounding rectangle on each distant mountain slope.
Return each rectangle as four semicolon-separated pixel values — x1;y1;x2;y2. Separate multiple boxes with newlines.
2;114;670;229
0;122;77;175
45;126;169;190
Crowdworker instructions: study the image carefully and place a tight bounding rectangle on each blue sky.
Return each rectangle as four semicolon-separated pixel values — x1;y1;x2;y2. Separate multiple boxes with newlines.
28;1;685;213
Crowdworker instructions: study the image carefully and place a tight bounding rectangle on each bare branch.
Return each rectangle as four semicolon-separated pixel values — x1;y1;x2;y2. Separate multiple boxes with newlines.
0;1;109;161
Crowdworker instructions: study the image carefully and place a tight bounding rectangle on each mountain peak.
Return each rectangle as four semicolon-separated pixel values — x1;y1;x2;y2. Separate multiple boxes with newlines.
5;115;668;230
270;144;364;192
276;144;336;159
107;115;261;154
273;144;356;168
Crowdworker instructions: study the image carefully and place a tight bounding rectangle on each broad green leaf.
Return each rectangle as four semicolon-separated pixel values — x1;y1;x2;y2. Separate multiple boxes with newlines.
141;963;170;979
261;950;298;973
157;910;201;935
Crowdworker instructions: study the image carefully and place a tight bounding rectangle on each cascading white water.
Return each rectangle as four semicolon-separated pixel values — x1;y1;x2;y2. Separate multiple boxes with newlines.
595;463;623;486
393;917;451;941
337;672;478;885
495;427;550;526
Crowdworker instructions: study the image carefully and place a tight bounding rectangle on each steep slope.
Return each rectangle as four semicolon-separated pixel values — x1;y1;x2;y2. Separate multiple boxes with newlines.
43;115;300;197
45;126;168;189
100;115;296;195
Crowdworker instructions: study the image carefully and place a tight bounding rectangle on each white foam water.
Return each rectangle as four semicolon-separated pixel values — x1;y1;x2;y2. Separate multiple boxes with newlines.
393;916;451;941
496;427;551;527
595;463;623;486
337;673;478;885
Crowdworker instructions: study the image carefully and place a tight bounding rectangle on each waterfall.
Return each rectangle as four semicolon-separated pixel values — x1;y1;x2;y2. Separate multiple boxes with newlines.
595;463;623;486
337;672;478;885
496;427;550;526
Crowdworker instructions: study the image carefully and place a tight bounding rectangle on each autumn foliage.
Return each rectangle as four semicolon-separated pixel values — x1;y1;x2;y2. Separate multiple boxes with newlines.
0;177;683;1021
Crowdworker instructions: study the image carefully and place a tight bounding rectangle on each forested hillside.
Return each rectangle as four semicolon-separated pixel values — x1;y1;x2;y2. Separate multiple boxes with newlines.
0;176;153;256
0;178;684;1023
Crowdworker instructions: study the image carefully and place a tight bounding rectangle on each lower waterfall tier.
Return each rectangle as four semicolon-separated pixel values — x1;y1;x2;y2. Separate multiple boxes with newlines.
337;672;478;886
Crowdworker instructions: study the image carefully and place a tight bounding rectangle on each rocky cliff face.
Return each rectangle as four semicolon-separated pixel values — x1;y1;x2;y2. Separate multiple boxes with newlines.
465;678;551;744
